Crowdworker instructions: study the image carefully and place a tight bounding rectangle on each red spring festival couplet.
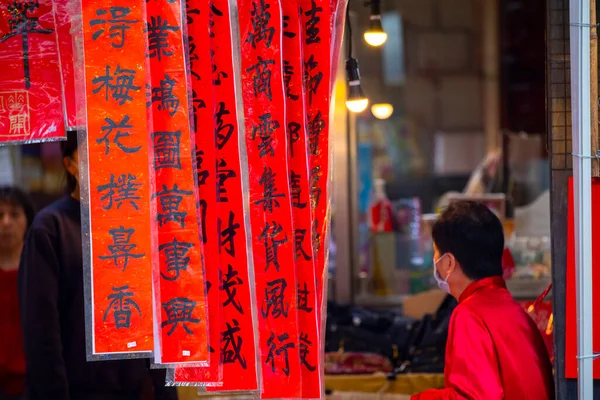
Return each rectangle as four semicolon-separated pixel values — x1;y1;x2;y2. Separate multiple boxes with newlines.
204;0;260;392
282;0;321;397
146;0;209;365
0;0;65;143
173;0;223;383
237;0;302;397
300;0;331;326
81;0;155;357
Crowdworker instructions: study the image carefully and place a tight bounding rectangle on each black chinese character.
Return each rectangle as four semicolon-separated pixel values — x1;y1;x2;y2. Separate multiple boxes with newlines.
297;281;313;312
312;218;321;255
92;65;141;105
198;198;208;245
103;285;142;329
90;7;139;48
97;115;142;155
195;147;209;186
153;184;193;228
262;278;288;319
290;171;307;209
283;61;299;101
299;332;316;372
303;0;322;45
287;121;300;157
99;226;145;271
191;89;206;134
246;56;274;101
218;211;239;257
307;111;325;156
251;113;279;157
215;102;234;150
304;55;323;106
97;173;142;210
265;332;295;376
217;158;237;202
247;0;274;49
147;15;179;61
294;229;312;262
211;50;228;85
282;15;296;38
162;297;200;335
255;166;284;213
153;131;182;169
221;319;247;369
0;0;52;89
159;237;194;281
208;3;223;38
309;165;322;209
220;264;243;314
185;0;200;24
259;221;288;272
187;36;201;81
151;73;180;116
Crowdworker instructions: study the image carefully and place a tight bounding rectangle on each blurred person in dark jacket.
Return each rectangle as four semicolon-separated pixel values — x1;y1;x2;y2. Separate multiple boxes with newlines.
0;187;35;400
18;132;177;400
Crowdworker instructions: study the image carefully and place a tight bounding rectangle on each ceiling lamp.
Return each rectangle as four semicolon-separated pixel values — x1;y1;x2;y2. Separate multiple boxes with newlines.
371;103;393;119
364;0;387;47
345;57;368;113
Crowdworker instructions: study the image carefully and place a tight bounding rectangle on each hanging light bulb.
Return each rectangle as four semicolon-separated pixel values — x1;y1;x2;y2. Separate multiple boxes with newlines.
364;0;387;47
371;103;393;119
345;57;368;113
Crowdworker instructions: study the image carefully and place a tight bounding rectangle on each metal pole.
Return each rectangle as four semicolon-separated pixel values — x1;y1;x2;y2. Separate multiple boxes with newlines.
569;0;594;398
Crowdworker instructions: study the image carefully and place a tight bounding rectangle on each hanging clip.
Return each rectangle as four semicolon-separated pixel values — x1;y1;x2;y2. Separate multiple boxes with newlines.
576;353;600;360
570;22;600;28
572;150;600;159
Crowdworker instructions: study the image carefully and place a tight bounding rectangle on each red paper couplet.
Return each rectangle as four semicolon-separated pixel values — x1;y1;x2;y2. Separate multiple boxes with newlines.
300;0;332;328
237;0;302;397
173;0;223;382
329;0;346;93
146;0;209;365
566;177;600;378
205;0;259;392
282;0;321;397
81;0;155;357
0;0;65;144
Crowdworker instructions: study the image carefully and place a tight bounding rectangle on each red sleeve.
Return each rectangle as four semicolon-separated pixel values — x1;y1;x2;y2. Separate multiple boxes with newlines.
410;307;503;400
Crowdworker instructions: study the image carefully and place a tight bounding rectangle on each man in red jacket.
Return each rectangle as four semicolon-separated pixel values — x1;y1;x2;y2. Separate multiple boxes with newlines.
412;201;554;400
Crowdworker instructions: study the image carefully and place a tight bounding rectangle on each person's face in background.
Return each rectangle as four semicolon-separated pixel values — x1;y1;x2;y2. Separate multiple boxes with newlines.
0;201;27;255
63;149;80;196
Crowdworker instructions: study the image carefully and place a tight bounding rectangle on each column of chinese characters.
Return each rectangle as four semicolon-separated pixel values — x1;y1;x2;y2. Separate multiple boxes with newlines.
146;0;208;364
82;0;155;356
205;0;259;393
238;0;301;396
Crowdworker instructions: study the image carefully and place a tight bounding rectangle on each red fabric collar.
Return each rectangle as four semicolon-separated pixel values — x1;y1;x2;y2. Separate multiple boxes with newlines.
459;276;506;303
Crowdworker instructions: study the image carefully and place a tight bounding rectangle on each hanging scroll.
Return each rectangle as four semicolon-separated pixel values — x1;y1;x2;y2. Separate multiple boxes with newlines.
171;0;223;383
145;0;209;366
282;0;321;397
300;0;331;326
204;0;260;392
81;0;155;359
237;0;302;397
0;0;65;144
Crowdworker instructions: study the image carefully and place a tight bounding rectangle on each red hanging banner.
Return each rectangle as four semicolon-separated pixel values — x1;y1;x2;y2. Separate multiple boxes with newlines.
237;0;301;397
146;0;209;365
204;0;259;392
282;0;321;397
81;0;155;358
0;0;65;144
173;0;223;382
300;0;331;325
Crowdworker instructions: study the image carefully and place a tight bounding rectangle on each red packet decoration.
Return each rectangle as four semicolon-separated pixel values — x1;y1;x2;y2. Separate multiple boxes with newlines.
81;0;155;358
0;0;65;144
146;0;209;365
204;0;259;392
282;0;321;397
237;0;301;397
173;0;223;382
300;0;331;324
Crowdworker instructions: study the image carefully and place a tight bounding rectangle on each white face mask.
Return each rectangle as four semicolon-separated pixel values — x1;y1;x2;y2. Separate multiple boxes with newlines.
433;253;452;293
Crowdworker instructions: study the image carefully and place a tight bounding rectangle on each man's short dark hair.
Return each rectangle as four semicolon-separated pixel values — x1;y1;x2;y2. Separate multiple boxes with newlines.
432;200;504;280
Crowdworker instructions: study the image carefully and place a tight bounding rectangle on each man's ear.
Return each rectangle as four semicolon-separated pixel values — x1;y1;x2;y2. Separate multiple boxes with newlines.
446;253;457;275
